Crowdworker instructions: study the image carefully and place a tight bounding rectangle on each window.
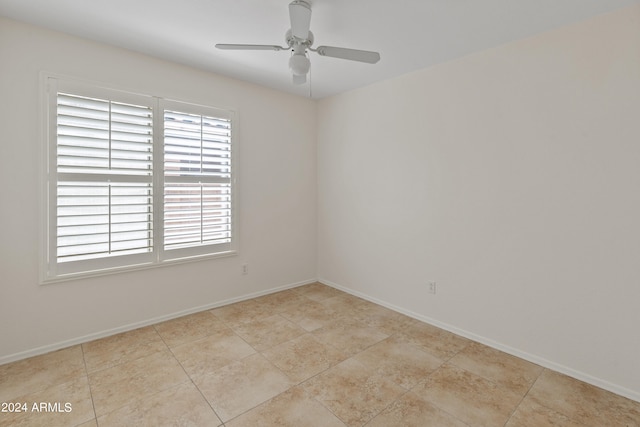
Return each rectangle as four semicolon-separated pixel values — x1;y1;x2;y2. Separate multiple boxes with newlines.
42;77;236;282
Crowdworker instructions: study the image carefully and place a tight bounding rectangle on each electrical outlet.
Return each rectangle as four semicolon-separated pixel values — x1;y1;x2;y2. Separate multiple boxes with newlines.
241;264;248;275
428;281;437;294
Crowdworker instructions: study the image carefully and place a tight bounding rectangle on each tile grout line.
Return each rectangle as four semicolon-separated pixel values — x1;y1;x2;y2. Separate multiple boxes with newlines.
154;324;226;426
404;346;474;427
500;365;547;427
173;301;333;424
444;349;531;399
501;367;585;427
87;326;194;423
86;321;226;424
173;304;297;425
79;343;99;426
283;324;434;426
281;293;454;426
81;328;167;376
241;310;361;426
444;346;528;427
361;387;414;427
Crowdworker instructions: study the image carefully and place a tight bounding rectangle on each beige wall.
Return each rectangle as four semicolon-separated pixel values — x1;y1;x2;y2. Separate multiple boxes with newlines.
317;5;640;399
0;17;317;361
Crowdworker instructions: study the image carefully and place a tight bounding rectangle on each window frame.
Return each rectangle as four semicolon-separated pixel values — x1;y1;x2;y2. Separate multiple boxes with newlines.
40;75;238;284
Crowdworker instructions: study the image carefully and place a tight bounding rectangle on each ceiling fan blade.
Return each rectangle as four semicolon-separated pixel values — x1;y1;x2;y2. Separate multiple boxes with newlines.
292;74;307;85
289;0;312;39
315;46;381;64
215;44;285;51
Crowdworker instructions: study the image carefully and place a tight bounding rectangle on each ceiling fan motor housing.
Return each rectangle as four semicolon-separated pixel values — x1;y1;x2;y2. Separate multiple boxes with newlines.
286;29;313;48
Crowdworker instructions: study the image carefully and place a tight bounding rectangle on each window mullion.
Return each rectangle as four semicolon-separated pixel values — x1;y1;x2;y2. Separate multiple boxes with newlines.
153;97;164;262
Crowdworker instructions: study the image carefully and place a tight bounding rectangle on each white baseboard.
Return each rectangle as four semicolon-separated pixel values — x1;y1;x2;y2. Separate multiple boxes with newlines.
0;278;317;366
319;278;640;403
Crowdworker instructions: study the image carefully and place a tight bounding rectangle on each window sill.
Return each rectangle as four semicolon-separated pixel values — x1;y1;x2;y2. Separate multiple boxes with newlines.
40;250;238;285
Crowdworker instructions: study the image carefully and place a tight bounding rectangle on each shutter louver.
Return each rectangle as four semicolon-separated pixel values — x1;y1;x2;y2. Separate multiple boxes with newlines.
163;110;232;251
44;78;236;282
55;93;154;264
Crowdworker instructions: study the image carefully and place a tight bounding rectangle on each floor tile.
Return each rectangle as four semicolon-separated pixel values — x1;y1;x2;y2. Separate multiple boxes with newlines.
0;376;94;427
505;396;583;427
527;369;640;427
154;311;228;348
193;353;293;422
210;299;274;327
170;328;256;377
351;304;415;335
226;386;346;427
88;349;189;416
303;358;406;427
318;293;373;314
82;326;167;373
353;335;443;389
251;289;310;313
412;363;522;427
279;299;339;331
366;391;469;427
96;381;222;427
4;283;640;427
230;314;306;351
0;346;85;401
262;333;347;383
312;317;389;356
397;319;470;360
295;282;344;301
449;342;543;396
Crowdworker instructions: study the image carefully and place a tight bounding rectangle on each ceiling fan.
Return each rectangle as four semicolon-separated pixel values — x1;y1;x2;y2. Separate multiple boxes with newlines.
215;0;381;85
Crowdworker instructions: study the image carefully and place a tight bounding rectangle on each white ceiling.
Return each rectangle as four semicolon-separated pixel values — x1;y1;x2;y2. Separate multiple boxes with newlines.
1;0;638;98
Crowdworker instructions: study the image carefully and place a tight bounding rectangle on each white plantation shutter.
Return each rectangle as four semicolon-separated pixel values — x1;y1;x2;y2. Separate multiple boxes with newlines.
44;78;236;282
162;103;233;257
51;85;156;277
56;94;154;175
56;181;153;262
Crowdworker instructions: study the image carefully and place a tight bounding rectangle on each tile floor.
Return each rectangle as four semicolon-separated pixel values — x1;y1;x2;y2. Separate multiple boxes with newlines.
1;282;639;426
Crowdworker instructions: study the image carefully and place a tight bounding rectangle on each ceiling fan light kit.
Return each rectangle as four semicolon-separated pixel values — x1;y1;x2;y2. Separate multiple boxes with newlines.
215;0;380;85
289;54;310;76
